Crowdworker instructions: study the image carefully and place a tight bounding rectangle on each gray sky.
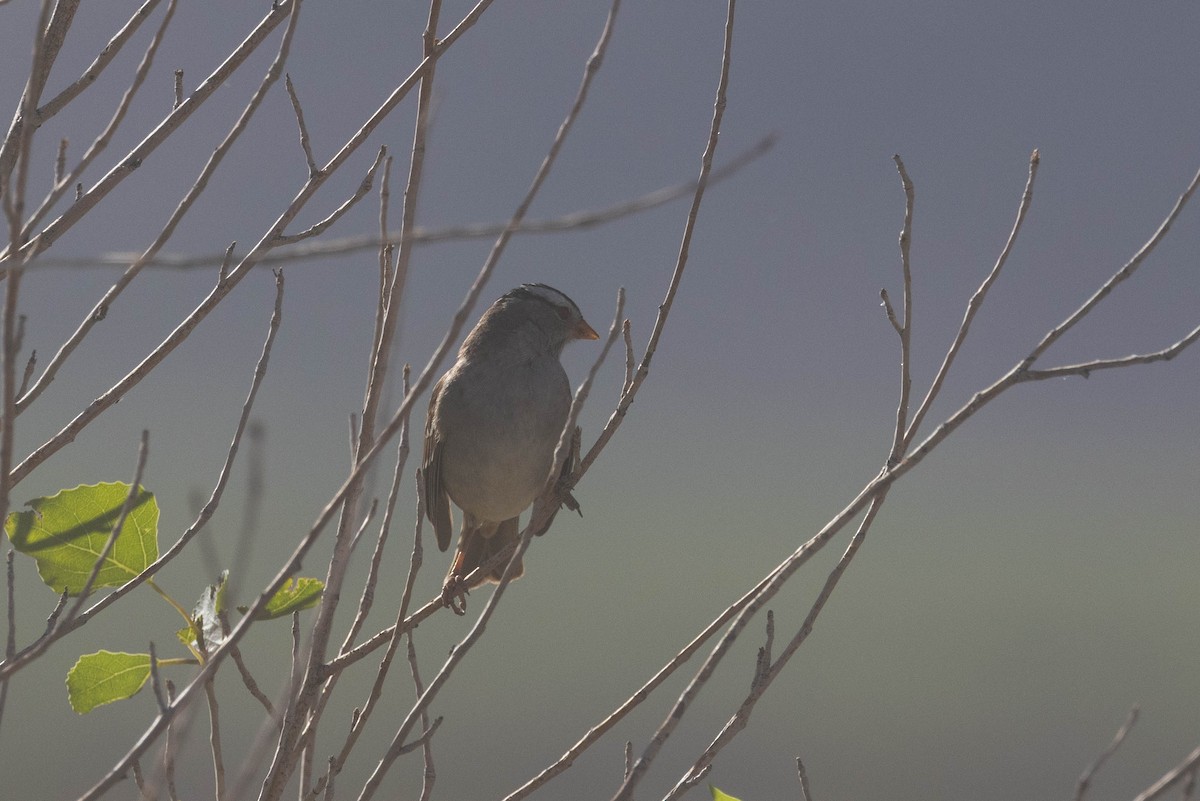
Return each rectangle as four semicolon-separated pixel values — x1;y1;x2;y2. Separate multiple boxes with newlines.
2;2;1198;799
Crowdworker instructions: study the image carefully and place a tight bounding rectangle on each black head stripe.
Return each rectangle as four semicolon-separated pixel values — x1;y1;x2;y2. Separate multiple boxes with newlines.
502;283;581;317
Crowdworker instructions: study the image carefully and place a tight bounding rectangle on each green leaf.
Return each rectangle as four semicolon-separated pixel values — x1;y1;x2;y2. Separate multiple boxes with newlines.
710;786;744;801
5;482;159;596
66;651;152;714
259;577;323;619
178;571;229;650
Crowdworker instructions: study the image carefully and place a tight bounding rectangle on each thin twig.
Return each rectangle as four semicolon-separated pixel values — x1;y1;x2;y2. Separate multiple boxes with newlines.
408;635;437;801
272;146;387;245
796;756;813;801
22;0;179;239
888;155;914;463
36;0;163;122
664;494;886;800
904;149;1039;447
1133;743;1200;801
751;610;774;692
17;349;35;398
2;0;55;251
1181;768;1197;801
31;134;776;271
54;138;67;184
1075;705;1139;801
621;319;634;395
880;288;901;334
284;74;319;176
133;758;148;799
0;550;14;732
164;681;180;801
1022;160;1200;369
14;0;298;418
576;0;734;488
346;498;379;558
2;0;296;268
205;677;227;801
220;613;275;715
342;406;412;654
149;642;167;713
1018;321;1200;381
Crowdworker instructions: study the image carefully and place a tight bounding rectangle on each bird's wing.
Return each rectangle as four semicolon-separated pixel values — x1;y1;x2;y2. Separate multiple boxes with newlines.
423;376;453;552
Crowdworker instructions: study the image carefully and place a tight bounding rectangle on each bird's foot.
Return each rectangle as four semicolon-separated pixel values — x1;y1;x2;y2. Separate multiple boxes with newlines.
556;483;582;517
441;575;470;616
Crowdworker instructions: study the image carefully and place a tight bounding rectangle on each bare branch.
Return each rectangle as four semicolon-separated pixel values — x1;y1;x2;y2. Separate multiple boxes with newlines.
0;550;14;731
205;677;227;801
31;134;775;271
1018;321;1200;382
577;0;735;488
407;634;437;801
1074;705;1139;801
1022;160;1200;369
163;682;180;801
284;74;318;176
1133;743;1200;801
3;0;296;267
887;154;914;463
751;610;774;693
133;758;148;799
0;0;74;202
904;149;1039;446
14;0;299;416
54;138;67;184
220;613;275;715
506;485;777;798
796;756;813;801
663;495;886;800
879;288;901;334
148;642;167;713
17;348;34;398
272;146;387;245
36;0;163;122
22;0;179;239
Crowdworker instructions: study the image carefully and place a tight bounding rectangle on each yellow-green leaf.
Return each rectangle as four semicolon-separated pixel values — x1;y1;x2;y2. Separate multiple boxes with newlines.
710;785;744;801
66;651;152;713
259;577;323;619
5;483;158;596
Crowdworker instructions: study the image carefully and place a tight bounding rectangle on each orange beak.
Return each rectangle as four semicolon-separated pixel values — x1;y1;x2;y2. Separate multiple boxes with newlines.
575;319;600;340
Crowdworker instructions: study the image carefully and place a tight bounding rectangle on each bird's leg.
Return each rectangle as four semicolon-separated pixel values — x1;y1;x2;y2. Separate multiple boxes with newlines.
555;425;583;517
441;550;472;615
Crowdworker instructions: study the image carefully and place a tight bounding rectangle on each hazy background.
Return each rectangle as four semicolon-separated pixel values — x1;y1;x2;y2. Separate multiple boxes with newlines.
1;1;1197;799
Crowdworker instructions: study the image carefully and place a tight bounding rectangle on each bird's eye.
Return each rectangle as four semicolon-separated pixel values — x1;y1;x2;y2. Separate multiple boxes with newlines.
556;306;570;320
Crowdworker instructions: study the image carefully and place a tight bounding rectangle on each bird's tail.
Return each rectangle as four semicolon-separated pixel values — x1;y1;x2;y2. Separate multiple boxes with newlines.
448;516;524;588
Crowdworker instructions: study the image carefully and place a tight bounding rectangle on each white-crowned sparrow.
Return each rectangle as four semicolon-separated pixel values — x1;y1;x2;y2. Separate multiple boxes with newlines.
423;283;599;613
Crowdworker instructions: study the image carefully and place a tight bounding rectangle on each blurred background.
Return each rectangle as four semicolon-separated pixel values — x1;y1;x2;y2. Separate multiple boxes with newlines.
1;1;1197;799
